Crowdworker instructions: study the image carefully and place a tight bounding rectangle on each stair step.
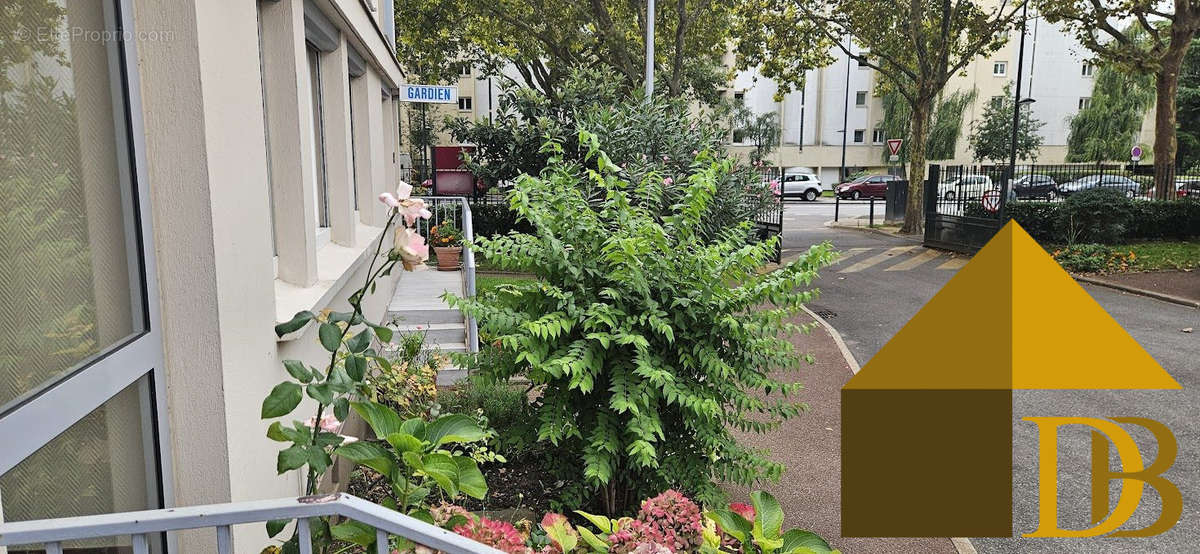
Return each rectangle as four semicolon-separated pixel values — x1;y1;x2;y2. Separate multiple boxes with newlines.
436;368;469;386
393;322;465;343
422;341;468;354
388;309;464;326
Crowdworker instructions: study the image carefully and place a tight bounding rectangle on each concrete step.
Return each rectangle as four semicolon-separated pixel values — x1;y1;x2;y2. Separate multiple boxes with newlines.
388;308;463;326
393;322;465;344
436;368;469;386
423;341;467;354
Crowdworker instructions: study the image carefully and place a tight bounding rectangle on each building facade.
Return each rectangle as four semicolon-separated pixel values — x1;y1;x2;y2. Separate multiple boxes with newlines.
1;0;407;552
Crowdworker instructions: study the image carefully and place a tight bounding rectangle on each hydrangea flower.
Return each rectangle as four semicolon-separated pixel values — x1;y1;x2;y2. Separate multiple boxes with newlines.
610;490;703;553
454;516;532;554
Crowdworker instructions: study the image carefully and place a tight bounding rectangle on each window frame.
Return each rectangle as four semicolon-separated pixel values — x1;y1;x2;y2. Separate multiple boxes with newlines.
0;0;171;524
853;129;865;143
993;61;1008;76
855;91;867;106
458;96;473;111
871;129;885;144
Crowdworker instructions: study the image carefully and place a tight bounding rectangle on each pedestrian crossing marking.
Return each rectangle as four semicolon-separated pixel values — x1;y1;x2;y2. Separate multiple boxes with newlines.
832;247;872;265
885;248;942;272
937;257;968;270
841;246;919;273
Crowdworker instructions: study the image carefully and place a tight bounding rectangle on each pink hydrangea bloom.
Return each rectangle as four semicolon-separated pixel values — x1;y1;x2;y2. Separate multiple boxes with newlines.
663;177;674;186
454;516;531;554
431;503;472;527
610;490;703;553
729;502;755;522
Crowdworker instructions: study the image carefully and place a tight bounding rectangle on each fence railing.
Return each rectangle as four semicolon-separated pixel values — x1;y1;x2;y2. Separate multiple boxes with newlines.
415;196;479;353
0;493;501;554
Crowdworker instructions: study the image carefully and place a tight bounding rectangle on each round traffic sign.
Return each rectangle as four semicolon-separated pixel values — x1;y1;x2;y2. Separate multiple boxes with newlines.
1131;145;1143;162
982;189;1002;213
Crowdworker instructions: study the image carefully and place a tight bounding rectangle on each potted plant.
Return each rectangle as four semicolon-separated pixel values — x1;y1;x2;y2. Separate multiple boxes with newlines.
430;220;463;270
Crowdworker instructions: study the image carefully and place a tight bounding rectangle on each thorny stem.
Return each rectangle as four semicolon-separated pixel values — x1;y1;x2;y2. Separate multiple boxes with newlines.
305;210;401;495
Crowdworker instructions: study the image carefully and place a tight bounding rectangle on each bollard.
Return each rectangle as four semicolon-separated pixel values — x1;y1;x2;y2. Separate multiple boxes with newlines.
835;194;840;222
869;197;875;227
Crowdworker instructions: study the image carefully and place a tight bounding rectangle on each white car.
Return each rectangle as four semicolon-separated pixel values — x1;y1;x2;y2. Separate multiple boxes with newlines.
938;174;993;200
780;172;826;201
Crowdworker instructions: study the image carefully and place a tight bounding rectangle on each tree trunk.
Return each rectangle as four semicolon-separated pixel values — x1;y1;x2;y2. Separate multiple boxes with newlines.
1153;27;1195;198
901;98;932;234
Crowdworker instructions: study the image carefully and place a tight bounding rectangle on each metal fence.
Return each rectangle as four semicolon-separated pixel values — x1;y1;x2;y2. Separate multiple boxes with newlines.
0;494;502;554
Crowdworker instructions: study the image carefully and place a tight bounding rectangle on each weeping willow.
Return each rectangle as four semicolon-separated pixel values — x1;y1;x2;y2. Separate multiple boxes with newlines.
1065;64;1155;163
880;88;978;163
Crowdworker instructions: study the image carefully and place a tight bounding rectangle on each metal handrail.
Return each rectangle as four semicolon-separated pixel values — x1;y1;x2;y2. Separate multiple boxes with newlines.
415;196;479;354
0;493;501;554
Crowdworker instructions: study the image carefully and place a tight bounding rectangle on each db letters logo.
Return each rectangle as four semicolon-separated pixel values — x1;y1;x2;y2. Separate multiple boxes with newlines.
1023;417;1180;538
840;224;1184;539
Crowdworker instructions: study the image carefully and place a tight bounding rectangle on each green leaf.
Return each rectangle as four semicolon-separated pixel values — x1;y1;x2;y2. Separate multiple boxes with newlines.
282;360;313;383
333;397;350;421
386;432;425;454
370;323;394;343
346;330;372;353
454;456;488;499
261;382;303;418
752;490;785;539
575;511;614;534
399;418;427;441
352;401;406;439
705;510;752;544
307;446;331;473
402;485;430;507
345;356;366;381
266;519;289;538
334;441;397;478
266;421;308;443
331;520;377;547
319;322;342;352
780;530;834;554
277;444;308;473
425;414;486;446
275;311;314;337
417;452;460;497
577;527;610;552
306;383;334;405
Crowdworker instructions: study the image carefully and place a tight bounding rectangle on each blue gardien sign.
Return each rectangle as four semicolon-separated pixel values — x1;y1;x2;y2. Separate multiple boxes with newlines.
399;84;458;104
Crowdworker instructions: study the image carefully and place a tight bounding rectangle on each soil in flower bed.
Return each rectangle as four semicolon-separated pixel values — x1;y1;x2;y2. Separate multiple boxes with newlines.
346;448;565;518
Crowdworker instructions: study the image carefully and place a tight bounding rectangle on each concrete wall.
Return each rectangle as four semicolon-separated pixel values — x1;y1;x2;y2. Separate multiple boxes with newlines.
131;0;406;551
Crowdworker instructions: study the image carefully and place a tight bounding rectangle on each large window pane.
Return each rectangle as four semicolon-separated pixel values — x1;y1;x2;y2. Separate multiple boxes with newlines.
0;0;145;411
0;376;160;552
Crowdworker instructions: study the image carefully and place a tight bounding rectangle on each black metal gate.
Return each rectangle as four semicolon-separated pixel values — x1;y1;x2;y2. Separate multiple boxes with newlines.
922;165;1003;253
755;200;784;263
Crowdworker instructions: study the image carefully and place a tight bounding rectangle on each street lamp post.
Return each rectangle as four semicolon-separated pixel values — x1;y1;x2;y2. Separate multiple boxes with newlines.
645;0;655;97
840;36;852;181
1002;1;1030;219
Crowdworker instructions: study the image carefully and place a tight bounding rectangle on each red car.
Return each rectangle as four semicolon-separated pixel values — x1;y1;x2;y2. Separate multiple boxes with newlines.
835;174;902;200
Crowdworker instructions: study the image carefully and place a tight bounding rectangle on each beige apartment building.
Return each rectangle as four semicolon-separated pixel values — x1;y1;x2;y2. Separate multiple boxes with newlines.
2;0;410;552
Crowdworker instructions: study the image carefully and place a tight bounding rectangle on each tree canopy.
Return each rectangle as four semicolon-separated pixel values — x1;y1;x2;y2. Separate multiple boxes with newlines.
968;83;1045;164
880;88;977;163
1065;62;1154;163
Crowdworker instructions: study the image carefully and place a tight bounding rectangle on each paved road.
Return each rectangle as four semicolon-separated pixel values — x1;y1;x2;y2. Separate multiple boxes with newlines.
780;200;1200;554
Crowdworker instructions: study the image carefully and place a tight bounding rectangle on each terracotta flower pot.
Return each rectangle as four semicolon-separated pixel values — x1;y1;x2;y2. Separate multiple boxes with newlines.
434;246;462;271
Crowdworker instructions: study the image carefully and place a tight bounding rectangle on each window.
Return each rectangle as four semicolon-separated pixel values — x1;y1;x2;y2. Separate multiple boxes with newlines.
993;61;1007;76
1079;97;1092;110
459;63;472;76
305;44;330;229
855;91;867;106
733;91;745;104
872;129;885;144
1;0;164;540
853;129;865;143
458;96;473;111
1082;63;1094;77
857;52;870;67
990;95;1005;108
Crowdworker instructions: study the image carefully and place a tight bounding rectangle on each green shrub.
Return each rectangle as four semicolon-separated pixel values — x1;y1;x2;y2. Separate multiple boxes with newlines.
1004;202;1062;242
1051;244;1133;273
470;201;535;237
1127;198;1200;240
1059;188;1133;244
448;133;836;513
440;372;529;449
998;198;1200;244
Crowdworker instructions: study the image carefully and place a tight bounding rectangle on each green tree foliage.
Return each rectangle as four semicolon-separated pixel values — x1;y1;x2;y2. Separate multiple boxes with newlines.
445;70;775;241
742;0;1023;233
447;132;836;513
1066;64;1154;163
968;83;1045;163
1176;40;1200;171
880;88;978;163
1035;0;1200;196
733;104;782;163
395;0;738;100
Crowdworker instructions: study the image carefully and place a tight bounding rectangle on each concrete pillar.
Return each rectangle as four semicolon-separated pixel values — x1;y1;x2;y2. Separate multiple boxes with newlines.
364;71;390;226
258;0;319;286
320;36;356;246
384;93;398;194
351;73;377;225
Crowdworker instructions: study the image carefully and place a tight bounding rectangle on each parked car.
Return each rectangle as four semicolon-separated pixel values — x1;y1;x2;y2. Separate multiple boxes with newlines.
835;174;901;200
1175;177;1200;199
1011;174;1059;200
1058;175;1140;198
780;171;826;201
937;174;992;200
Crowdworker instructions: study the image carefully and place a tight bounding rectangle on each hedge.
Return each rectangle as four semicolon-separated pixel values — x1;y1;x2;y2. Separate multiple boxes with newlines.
469;201;535;237
978;194;1200;244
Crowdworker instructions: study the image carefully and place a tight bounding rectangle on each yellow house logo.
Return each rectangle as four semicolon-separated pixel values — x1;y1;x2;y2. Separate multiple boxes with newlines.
841;222;1182;538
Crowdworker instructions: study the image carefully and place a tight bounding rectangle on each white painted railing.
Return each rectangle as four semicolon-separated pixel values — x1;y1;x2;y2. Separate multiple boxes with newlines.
414;196;479;353
0;493;501;554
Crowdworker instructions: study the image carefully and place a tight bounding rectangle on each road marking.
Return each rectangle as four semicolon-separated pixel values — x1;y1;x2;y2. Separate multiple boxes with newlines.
841;246;918;273
937;257;968;270
885;248;942;271
831;247;872;266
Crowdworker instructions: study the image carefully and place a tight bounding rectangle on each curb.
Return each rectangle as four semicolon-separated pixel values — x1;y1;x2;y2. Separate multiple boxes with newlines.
800;306;977;554
823;220;923;243
1073;274;1200;309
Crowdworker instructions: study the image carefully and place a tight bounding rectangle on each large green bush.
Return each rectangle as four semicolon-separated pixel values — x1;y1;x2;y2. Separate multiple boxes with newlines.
1060;188;1133;244
992;196;1200;244
447;133;835;513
